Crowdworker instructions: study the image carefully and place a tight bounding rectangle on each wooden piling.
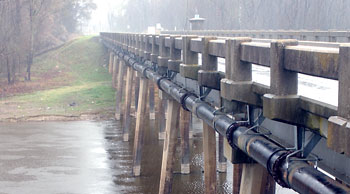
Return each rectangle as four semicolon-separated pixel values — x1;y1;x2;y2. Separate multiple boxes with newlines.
203;123;217;194
109;51;114;74
158;99;180;194
239;163;276;194
112;55;119;88
115;59;125;120
132;77;149;176
233;164;243;194
218;135;227;173
149;82;155;120
189;114;195;139
122;66;134;142
180;108;191;174
158;97;167;140
134;73;140;113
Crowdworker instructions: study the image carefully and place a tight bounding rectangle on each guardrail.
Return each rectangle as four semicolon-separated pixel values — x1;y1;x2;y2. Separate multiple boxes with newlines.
100;32;350;194
162;30;350;43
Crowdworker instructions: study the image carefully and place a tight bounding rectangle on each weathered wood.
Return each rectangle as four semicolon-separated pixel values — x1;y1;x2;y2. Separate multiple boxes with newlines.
180;109;191;174
327;44;350;156
225;38;252;81
203;123;216;194
189;113;195;139
218;135;227;173
123;66;134;142
132;77;149;176
112;55;119;88
180;36;199;80
232;164;243;194
158;99;180;194
115;60;126;120
158;99;167;140
134;73;140;112
270;40;298;96
168;36;182;73
338;44;350;119
201;37;217;71
109;52;114;74
284;46;339;80
263;40;299;124
221;38;259;106
149;82;155;120
239;163;276;194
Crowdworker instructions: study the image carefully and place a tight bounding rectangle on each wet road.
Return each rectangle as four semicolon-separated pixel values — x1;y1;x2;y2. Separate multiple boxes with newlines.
0;121;295;194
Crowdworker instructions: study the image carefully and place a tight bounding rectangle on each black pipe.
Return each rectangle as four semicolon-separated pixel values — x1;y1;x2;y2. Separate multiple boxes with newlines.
102;40;350;194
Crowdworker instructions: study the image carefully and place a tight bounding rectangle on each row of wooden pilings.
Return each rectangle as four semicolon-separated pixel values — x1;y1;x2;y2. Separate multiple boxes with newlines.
105;41;275;194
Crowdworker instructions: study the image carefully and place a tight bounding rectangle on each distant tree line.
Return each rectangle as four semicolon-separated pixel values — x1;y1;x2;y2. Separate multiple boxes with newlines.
108;0;350;32
0;0;96;84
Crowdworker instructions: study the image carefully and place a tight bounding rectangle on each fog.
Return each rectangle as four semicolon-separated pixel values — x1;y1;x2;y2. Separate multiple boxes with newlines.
88;0;350;33
86;0;124;34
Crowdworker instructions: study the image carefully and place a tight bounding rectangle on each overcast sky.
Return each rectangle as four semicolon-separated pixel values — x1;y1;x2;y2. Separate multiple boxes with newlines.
86;0;124;34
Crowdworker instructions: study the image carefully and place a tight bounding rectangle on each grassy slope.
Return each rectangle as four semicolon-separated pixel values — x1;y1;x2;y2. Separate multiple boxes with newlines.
0;36;115;120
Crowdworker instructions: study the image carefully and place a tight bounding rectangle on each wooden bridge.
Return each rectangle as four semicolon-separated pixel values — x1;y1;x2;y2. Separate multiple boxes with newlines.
100;31;350;194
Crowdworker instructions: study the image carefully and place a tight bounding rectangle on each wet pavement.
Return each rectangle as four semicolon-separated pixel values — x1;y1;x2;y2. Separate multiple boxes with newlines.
0;121;295;194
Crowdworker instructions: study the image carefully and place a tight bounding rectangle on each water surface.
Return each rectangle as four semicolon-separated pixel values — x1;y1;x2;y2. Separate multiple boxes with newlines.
0;121;295;194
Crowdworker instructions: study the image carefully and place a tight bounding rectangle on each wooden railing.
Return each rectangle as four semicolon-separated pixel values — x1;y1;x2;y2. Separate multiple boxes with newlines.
162;30;350;43
100;32;350;193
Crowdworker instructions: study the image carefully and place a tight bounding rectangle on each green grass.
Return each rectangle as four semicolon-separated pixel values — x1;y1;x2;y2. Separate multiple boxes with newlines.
3;36;116;118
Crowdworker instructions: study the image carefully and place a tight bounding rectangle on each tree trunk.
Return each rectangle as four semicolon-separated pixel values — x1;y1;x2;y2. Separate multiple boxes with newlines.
27;1;34;81
11;55;16;83
6;55;11;84
6;55;15;85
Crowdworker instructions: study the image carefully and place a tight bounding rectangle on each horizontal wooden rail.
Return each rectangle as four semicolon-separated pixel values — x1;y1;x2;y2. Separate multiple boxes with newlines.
162;30;350;43
100;32;350;193
100;32;350;161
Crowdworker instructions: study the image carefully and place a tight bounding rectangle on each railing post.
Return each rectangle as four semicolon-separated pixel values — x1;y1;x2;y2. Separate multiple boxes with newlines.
270;40;298;96
168;36;182;73
180;35;199;80
263;39;299;124
328;44;350;156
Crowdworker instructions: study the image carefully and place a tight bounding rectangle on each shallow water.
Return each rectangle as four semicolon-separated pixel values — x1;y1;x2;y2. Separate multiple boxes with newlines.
0;121;295;194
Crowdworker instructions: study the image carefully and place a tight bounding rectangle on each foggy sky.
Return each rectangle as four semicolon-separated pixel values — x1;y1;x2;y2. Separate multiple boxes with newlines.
87;0;124;34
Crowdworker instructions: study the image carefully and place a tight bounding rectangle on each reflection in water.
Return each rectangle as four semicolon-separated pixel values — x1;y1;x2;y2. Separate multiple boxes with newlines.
103;119;233;194
0;121;295;194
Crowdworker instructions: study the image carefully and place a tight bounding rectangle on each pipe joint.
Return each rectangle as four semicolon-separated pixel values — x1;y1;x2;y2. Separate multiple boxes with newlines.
142;66;151;78
267;149;293;188
226;123;249;149
180;92;197;111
